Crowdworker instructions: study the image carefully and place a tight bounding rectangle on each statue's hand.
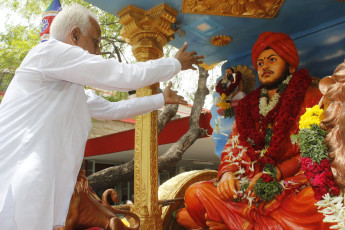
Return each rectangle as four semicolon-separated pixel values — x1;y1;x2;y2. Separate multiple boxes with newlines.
163;82;188;105
245;172;263;197
217;172;239;201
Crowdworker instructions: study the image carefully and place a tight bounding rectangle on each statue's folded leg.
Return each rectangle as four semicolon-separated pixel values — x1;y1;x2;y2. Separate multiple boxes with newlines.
177;181;237;229
176;208;203;230
176;181;210;229
176;208;228;230
184;182;210;227
177;179;334;230
181;181;249;229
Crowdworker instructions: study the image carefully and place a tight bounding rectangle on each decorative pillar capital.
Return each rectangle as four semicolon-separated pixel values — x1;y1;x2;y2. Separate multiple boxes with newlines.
118;4;178;61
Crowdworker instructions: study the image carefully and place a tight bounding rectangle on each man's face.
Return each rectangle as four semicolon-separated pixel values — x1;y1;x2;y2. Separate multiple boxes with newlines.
256;49;292;88
76;17;101;55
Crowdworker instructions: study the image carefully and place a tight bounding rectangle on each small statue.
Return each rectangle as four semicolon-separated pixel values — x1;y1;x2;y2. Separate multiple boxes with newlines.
214;65;256;118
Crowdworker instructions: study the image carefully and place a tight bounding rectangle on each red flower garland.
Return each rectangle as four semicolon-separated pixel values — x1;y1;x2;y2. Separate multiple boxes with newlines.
301;157;340;199
261;174;274;182
235;69;312;167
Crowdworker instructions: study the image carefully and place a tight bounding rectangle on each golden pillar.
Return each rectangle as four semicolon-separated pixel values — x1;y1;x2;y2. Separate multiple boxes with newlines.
118;4;178;229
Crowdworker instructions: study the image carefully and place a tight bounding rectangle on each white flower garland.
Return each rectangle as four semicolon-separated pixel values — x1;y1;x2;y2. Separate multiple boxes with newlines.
315;193;345;229
259;75;293;116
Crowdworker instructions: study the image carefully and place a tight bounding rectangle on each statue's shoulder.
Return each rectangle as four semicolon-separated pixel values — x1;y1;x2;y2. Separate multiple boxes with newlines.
304;84;322;107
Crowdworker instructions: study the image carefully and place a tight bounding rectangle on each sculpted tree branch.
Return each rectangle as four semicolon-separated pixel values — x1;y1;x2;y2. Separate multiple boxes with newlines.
157;65;209;171
88;66;209;192
158;104;179;134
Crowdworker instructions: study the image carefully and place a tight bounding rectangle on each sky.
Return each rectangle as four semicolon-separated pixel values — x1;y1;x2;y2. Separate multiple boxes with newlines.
0;9;8;33
0;6;40;33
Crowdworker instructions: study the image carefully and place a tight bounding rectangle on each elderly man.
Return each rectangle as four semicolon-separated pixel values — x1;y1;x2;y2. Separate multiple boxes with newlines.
177;32;332;229
0;4;204;230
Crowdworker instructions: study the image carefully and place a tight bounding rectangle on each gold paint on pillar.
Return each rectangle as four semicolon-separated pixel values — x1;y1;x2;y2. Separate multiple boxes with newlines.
118;4;178;230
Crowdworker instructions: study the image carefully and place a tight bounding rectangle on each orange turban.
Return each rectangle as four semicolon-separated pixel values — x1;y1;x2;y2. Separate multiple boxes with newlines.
251;32;299;70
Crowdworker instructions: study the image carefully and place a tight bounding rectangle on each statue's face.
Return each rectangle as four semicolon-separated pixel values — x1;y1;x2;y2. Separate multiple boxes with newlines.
256;49;293;88
226;68;233;76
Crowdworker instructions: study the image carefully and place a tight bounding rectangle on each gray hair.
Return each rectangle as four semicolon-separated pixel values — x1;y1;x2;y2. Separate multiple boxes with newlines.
50;4;98;41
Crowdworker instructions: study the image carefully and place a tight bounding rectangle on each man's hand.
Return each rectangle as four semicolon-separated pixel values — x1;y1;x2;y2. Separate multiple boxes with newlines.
163;82;188;105
217;172;239;201
174;42;205;70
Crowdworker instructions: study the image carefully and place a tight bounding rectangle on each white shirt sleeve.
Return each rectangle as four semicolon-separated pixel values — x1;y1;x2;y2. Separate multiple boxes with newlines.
20;39;181;92
85;89;165;120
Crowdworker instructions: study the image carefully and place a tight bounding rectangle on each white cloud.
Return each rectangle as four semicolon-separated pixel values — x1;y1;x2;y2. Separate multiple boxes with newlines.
323;49;345;61
324;33;345;45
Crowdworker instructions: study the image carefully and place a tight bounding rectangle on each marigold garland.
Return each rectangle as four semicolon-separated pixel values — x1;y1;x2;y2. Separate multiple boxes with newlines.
298;105;323;129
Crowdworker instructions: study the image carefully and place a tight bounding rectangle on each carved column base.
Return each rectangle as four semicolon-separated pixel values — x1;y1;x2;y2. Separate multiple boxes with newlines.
137;215;162;230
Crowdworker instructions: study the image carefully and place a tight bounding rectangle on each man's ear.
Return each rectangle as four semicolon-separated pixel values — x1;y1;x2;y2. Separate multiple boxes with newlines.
289;65;296;74
70;26;80;45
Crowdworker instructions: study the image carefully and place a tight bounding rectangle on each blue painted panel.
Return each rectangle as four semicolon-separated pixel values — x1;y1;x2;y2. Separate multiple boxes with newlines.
86;0;345;77
210;88;233;158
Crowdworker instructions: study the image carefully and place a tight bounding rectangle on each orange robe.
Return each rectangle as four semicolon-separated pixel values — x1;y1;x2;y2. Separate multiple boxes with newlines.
179;73;332;229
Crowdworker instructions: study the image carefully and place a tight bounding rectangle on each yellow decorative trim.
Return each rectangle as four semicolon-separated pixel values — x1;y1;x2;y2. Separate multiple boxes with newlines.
200;62;220;71
210;35;232;47
182;0;285;19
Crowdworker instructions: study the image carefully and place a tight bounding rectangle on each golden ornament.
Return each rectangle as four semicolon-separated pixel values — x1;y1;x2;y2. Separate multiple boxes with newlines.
210;35;232;47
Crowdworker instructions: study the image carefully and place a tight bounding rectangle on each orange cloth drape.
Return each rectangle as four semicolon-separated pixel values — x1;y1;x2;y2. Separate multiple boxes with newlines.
182;179;331;229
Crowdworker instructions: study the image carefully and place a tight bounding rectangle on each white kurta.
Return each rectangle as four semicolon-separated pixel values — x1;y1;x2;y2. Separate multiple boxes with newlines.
0;39;181;229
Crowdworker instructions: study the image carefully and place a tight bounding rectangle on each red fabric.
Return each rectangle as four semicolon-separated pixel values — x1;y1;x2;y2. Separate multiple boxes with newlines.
178;77;330;229
252;32;299;70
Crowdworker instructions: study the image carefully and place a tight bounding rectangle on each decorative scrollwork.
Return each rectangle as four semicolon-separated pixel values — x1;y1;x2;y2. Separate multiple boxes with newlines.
182;0;285;19
232;65;256;95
